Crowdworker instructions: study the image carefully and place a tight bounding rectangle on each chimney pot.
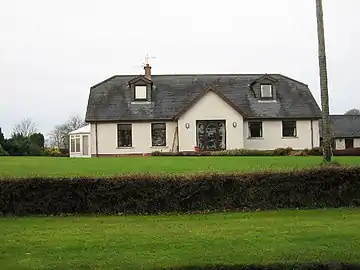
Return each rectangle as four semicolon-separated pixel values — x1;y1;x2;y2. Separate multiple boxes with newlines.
144;64;151;80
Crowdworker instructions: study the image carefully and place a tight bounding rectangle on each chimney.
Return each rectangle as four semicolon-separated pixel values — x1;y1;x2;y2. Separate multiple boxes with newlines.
144;63;151;80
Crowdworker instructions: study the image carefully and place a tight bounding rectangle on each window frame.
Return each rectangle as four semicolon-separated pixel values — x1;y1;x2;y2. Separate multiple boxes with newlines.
248;121;263;138
260;84;273;99
151;123;166;147
117;124;132;148
134;85;147;101
282;120;297;137
70;135;81;153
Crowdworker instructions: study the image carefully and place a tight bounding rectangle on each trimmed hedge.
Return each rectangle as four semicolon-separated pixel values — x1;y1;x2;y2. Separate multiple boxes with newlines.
1;167;360;216
152;147;360;156
151;147;323;156
161;263;360;270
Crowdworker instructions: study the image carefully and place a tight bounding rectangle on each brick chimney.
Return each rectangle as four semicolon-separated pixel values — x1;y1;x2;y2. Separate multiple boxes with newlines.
144;63;151;80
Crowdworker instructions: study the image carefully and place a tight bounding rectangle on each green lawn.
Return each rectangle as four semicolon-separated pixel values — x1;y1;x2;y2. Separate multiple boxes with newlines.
1;156;360;178
0;209;359;269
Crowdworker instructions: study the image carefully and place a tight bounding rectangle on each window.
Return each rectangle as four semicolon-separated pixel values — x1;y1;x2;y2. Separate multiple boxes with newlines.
117;124;132;147
249;121;262;138
151;123;166;146
282;121;297;137
70;135;81;153
134;85;147;100
261;84;272;98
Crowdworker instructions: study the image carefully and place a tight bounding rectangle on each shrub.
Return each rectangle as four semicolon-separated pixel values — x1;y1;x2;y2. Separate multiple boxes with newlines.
0;144;9;156
306;147;323;156
273;147;293;156
1;167;360;216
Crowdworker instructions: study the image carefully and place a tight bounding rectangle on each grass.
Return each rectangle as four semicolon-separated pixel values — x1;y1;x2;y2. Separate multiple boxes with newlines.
1;156;360;178
0;208;359;269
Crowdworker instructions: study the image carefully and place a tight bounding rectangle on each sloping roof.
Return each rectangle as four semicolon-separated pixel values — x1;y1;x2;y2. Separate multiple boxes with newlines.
69;124;91;135
320;115;360;138
85;74;322;122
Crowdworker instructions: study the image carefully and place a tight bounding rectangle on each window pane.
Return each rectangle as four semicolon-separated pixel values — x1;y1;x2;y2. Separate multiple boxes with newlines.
261;85;272;98
282;121;296;137
135;86;147;99
117;124;132;147
75;138;81;152
249;122;262;137
70;138;75;153
152;123;166;146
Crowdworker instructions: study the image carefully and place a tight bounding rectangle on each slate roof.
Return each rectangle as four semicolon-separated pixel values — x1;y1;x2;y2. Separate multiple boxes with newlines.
320;115;360;138
85;74;322;122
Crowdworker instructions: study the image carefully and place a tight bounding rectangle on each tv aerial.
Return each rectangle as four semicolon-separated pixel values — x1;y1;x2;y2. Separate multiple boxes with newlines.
143;53;156;66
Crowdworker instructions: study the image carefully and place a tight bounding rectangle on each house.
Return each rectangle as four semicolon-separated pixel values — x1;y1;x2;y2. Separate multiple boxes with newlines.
84;64;322;157
320;115;360;150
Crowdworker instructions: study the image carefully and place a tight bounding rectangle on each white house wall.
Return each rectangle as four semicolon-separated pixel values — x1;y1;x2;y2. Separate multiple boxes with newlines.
177;91;244;151
90;122;177;156
244;120;320;150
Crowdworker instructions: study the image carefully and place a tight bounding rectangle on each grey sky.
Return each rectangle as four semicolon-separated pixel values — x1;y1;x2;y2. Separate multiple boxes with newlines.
1;0;359;137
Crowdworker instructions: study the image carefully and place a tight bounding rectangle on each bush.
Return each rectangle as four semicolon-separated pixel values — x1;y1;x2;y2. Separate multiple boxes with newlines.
1;167;360;216
305;147;323;156
273;147;293;156
167;263;360;270
152;149;276;157
0;144;9;156
43;148;69;157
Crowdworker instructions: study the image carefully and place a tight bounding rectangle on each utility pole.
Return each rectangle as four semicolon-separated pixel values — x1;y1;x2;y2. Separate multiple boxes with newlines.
316;0;332;162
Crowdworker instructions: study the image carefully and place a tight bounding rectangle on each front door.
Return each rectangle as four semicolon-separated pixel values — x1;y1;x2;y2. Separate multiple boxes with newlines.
196;120;226;151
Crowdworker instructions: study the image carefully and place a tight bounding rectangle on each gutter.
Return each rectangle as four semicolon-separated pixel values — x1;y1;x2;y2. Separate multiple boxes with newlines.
95;122;99;157
310;119;314;148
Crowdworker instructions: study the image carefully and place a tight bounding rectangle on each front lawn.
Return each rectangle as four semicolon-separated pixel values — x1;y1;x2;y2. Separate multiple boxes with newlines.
0;208;359;269
1;156;360;178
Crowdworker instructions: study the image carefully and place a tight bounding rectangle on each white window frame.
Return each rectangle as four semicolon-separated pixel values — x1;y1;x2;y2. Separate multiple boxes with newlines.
70;135;81;153
135;85;147;100
260;84;273;98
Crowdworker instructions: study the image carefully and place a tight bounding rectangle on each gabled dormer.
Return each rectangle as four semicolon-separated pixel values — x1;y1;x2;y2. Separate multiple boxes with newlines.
128;64;153;102
250;74;278;101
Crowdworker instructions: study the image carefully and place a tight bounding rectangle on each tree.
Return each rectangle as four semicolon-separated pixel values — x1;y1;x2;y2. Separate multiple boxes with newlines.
345;109;360;115
0;127;4;146
48;115;86;149
30;133;45;149
4;133;32;156
13;118;37;137
316;0;331;162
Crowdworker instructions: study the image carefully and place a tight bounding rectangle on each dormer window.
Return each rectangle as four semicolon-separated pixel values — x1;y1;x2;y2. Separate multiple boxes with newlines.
261;84;273;99
134;85;147;100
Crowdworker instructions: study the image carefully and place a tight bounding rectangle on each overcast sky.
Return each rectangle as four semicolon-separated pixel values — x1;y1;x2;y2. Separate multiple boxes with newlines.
1;0;359;137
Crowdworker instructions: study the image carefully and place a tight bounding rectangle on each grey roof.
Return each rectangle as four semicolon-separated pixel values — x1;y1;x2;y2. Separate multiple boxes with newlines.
85;74;321;122
320;115;360;138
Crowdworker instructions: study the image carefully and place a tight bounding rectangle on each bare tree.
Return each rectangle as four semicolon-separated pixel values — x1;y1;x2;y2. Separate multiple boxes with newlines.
316;0;331;162
13;118;37;137
345;109;360;116
67;115;86;131
47;114;86;149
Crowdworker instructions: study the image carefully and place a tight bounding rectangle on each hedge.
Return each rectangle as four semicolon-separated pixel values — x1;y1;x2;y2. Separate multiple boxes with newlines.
1;167;360;216
151;147;324;156
162;263;360;270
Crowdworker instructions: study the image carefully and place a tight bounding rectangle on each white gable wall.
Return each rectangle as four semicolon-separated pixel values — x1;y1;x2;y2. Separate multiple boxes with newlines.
177;91;244;151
